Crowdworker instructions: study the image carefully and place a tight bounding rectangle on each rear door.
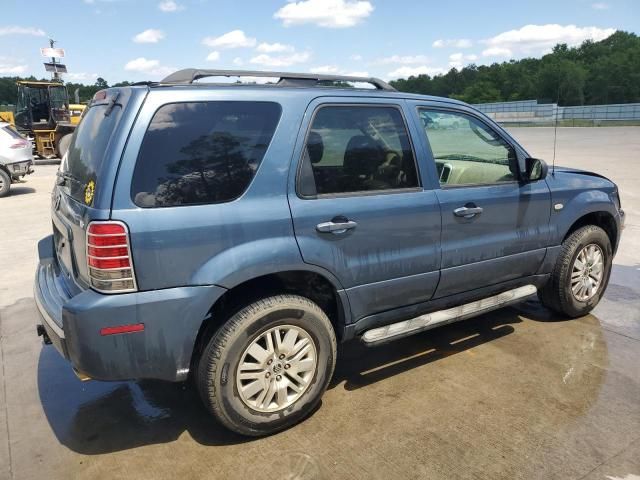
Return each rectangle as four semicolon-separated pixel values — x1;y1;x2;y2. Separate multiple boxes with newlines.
288;97;442;321
409;103;551;298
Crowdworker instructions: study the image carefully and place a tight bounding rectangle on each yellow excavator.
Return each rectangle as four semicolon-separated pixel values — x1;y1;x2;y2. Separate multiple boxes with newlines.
0;80;85;158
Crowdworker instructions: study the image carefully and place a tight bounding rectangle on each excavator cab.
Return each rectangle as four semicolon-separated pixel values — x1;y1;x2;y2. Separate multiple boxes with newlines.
14;81;70;132
13;81;75;158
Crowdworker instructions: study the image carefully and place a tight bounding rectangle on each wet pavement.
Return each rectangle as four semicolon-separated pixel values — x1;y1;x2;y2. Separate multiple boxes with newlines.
0;127;639;479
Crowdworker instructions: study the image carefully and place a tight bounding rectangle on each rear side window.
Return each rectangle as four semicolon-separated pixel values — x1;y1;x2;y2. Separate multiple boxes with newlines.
297;105;419;197
132;101;281;208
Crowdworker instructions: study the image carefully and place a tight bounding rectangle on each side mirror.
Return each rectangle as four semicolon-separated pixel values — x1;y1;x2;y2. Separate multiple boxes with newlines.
524;157;548;182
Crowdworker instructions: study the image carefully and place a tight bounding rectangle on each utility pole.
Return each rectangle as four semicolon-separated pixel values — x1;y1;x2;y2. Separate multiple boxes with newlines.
49;38;60;82
41;38;66;82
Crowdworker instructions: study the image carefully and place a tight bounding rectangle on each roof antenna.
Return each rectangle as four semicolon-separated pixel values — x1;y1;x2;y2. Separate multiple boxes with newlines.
551;84;561;176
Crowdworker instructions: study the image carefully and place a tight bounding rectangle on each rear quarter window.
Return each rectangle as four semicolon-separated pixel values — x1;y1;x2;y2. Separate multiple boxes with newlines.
131;101;281;208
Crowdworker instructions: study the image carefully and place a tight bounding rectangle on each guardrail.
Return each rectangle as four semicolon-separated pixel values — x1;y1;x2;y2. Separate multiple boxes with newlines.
474;100;640;126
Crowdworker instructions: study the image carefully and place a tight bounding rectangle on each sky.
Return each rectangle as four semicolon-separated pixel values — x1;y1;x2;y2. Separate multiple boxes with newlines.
0;0;638;84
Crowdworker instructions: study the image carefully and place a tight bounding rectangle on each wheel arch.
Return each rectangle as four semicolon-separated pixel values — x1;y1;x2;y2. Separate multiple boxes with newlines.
563;210;618;253
190;269;351;373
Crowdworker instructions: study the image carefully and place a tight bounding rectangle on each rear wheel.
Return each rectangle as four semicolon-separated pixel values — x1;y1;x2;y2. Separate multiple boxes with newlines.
0;169;11;197
539;225;612;317
196;294;337;436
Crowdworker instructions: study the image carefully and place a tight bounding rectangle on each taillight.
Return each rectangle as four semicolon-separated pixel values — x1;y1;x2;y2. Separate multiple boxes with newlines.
86;221;137;293
9;140;29;149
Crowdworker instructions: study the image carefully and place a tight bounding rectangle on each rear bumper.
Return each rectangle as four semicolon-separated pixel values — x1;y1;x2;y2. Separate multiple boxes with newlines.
4;159;33;178
34;235;226;382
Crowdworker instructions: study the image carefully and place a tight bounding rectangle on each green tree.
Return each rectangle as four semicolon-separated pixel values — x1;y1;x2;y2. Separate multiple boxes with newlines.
389;30;640;106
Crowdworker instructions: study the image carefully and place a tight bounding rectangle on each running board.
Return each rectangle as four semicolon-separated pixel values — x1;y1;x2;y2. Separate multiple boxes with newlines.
361;284;537;346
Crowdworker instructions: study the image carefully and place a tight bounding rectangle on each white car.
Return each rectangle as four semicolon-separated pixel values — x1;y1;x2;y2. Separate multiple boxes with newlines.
0;121;33;197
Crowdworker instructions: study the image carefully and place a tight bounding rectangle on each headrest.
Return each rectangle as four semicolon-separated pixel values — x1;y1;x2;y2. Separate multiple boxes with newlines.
344;135;384;176
306;131;324;164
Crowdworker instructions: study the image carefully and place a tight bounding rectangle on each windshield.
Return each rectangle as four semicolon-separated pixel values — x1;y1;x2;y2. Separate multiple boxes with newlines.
61;92;126;205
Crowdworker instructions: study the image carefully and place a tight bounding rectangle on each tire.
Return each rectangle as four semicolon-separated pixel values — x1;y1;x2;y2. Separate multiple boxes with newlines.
539;225;612;318
0;169;11;198
196;294;337;436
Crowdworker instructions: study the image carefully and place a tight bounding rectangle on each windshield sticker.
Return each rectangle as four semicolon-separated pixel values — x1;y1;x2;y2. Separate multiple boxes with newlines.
84;179;95;206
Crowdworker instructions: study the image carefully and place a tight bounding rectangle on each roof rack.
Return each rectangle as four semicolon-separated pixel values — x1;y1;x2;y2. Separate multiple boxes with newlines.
160;68;396;91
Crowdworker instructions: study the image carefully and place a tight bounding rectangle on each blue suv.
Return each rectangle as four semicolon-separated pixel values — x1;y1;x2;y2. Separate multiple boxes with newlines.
34;69;624;436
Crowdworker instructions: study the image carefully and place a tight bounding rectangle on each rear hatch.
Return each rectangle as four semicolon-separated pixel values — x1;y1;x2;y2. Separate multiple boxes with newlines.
52;87;138;290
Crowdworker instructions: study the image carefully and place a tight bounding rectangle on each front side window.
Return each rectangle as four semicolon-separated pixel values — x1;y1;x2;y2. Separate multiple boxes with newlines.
132;101;281;207
418;109;518;186
298;105;419;196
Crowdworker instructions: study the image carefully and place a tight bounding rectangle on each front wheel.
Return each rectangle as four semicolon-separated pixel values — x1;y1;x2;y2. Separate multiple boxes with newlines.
539;225;613;318
196;294;337;436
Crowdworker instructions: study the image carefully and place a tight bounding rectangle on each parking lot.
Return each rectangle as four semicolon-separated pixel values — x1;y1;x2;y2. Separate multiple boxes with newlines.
0;127;638;480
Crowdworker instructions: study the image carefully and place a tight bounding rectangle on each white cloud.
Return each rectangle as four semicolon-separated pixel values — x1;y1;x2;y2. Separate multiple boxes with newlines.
591;2;609;9
0;61;28;74
449;52;479;68
0;25;45;36
125;57;159;71
274;0;373;28
256;42;294;53
342;70;369;77
307;66;370;77
124;57;173;78
483;24;616;57
65;72;99;82
203;30;256;49
249;51;311;67
133;29;165;43
375;54;430;65
206;51;220;62
387;65;446;79
309;65;339;74
481;46;513;58
432;38;473;49
158;0;183;12
232;57;244;66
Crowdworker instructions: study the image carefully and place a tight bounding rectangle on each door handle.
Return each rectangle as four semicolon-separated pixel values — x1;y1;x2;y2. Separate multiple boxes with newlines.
453;206;483;218
316;220;357;234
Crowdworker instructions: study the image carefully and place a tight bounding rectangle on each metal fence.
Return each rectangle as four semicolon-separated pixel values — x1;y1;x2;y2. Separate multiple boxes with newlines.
474;100;640;126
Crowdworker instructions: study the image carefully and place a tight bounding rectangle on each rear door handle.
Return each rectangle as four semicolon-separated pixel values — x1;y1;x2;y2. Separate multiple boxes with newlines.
453;206;483;218
316;220;357;234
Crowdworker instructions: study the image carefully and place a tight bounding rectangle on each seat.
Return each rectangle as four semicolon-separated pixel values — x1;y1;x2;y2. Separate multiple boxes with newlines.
39;131;56;158
342;135;386;191
306;131;324;164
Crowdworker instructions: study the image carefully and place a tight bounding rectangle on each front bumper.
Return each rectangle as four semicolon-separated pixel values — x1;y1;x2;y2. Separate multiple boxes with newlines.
34;235;226;382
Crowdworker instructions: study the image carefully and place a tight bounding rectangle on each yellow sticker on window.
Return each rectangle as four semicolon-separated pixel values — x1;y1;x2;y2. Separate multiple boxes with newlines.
84;180;95;206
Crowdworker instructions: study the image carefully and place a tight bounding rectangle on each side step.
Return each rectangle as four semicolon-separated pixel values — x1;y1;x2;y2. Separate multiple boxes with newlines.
361;284;537;346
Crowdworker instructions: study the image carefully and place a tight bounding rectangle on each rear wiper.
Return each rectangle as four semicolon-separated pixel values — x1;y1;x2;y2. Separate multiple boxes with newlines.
56;170;82;186
104;92;121;117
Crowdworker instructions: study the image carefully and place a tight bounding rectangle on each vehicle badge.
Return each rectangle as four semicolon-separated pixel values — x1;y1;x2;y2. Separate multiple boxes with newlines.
84;180;96;206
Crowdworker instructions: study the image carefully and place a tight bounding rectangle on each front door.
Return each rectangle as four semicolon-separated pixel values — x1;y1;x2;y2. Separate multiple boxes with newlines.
288;99;442;321
412;106;551;298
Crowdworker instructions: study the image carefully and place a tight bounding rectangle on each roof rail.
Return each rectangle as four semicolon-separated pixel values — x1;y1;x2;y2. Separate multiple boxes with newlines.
160;68;397;91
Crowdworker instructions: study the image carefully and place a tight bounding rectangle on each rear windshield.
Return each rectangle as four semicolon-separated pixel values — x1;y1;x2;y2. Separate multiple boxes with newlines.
131;101;281;208
2;125;24;140
61;93;125;204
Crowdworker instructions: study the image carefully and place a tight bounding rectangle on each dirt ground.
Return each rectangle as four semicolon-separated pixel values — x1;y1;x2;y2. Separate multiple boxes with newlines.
0;127;638;480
